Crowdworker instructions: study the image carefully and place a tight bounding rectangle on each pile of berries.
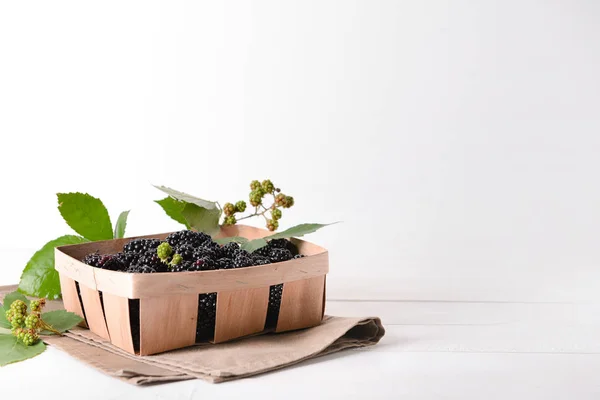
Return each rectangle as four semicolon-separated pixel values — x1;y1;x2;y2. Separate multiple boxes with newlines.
81;231;304;274
5;299;57;346
223;179;295;231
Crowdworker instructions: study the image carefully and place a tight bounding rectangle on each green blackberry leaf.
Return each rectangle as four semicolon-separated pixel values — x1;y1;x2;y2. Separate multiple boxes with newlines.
57;193;113;241
153;185;218;210
39;310;83;335
114;210;130;239
2;292;30;312
266;223;334;241
0;311;9;329
0;334;46;366
19;236;89;299
181;203;221;235
214;236;249;245
155;197;191;228
241;238;268;253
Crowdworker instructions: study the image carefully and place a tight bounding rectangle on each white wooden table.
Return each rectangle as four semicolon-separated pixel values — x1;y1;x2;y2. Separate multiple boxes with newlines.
3;298;599;399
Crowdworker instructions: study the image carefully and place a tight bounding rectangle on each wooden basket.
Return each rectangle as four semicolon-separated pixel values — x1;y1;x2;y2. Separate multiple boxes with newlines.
55;225;328;355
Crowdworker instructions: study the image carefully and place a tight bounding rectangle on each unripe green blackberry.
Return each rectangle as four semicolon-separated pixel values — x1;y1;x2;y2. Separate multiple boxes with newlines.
283;196;294;208
271;208;282;220
22;330;38;346
261;179;275;193
223;202;236;216
30;300;43;312
223;215;237;225
157;242;173;261
10;300;27;315
25;314;39;329
275;193;286;206
170;253;183;267
266;219;279;231
235;200;247;213
250;180;261;190
249;191;263;207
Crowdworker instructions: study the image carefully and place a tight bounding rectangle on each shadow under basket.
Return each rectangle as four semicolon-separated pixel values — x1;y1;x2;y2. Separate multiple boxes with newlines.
55;225;328;356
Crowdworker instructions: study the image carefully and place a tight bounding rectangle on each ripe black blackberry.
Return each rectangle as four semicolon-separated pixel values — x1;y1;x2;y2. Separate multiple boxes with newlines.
127;265;156;274
194;257;216;271
233;254;253;268
166;230;211;248
293;254;305;259
196;293;217;342
215;258;234;270
170;260;192;272
265;284;283;330
220;242;240;259
193;246;217;261
114;252;140;267
175;244;196;261
123;238;161;254
268;238;299;256
82;252;102;267
132;250;168;272
252;256;271;266
100;255;127;271
268;248;293;263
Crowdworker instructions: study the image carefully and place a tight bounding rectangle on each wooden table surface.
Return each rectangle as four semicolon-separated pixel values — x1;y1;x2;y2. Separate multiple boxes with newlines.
2;292;600;399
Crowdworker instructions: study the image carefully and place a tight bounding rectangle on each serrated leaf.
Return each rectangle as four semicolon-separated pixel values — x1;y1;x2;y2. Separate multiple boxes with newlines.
181;203;221;235
153;185;218;210
0;311;9;329
2;292;30;312
57;193;113;241
40;310;83;334
113;210;130;239
241;238;268;253
266;223;334;240
155;197;191;228
214;236;249;245
0;334;46;366
19;236;89;299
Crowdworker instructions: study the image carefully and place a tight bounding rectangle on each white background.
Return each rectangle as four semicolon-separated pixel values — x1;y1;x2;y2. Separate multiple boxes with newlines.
1;0;600;303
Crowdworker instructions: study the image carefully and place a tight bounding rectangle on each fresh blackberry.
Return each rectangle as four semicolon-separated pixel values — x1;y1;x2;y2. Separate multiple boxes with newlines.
252;255;271;266
233;254;253;269
82;252;102;267
215;258;234;270
293;254;305;259
166;230;211;248
127;265;156;274
196;293;217;342
268;239;299;256
114;252;140;267
133;250;168;272
268;248;293;263
171;260;193;272
175;244;196;261
189;257;216;271
252;245;271;258
123;238;161;254
193;246;218;261
99;255;127;271
265;284;283;330
220;242;240;259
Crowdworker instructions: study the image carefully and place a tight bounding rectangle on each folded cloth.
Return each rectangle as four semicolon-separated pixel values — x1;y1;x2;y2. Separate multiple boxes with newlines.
0;285;384;385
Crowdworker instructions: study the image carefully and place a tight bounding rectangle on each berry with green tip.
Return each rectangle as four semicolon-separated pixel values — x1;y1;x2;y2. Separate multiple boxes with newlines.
157;242;173;261
170;253;183;267
266;219;279;231
223;202;236;216
25;314;39;329
271;208;282;220
261;179;275;193
235;201;247;213
250;180;261;190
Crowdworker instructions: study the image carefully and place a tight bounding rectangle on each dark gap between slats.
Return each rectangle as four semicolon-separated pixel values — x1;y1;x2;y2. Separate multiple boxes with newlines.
128;299;140;353
74;281;88;326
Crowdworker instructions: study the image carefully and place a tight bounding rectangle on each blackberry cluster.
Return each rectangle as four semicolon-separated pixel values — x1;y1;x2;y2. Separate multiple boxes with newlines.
80;231;303;276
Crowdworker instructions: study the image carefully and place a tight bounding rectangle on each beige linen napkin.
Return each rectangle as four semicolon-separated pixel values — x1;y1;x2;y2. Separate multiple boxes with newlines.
0;285;384;385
